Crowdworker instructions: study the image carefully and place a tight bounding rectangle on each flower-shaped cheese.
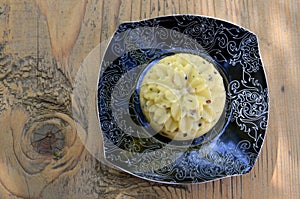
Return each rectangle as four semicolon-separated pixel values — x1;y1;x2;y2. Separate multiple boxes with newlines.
140;53;226;140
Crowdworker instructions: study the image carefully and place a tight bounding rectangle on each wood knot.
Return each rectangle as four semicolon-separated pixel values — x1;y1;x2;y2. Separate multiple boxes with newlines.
31;124;65;158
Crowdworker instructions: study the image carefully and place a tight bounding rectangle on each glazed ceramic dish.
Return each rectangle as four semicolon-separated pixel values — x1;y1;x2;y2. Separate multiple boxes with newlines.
97;15;269;184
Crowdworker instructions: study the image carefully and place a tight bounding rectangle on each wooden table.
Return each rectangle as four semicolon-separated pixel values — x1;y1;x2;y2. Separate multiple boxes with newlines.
0;0;299;198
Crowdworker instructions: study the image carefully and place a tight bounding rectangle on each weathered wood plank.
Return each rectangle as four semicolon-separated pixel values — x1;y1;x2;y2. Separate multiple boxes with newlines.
0;0;299;198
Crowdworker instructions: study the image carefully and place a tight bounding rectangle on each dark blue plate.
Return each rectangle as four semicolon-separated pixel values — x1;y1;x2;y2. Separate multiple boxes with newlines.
97;15;269;184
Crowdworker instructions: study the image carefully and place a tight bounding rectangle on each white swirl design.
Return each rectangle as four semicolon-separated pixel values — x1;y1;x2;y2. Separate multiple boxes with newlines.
97;15;269;184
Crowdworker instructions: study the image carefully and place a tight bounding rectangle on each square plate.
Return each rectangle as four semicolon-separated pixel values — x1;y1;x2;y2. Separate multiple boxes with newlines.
97;15;269;184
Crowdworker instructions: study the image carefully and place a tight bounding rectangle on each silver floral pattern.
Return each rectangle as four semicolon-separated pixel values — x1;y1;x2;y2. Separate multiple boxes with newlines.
97;15;269;184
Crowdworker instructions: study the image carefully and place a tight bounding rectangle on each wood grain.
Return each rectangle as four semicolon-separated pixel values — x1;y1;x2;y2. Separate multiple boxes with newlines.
0;0;299;198
35;0;88;82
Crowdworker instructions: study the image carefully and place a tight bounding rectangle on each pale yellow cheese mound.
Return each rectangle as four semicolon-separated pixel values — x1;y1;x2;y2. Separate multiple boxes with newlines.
139;53;226;140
